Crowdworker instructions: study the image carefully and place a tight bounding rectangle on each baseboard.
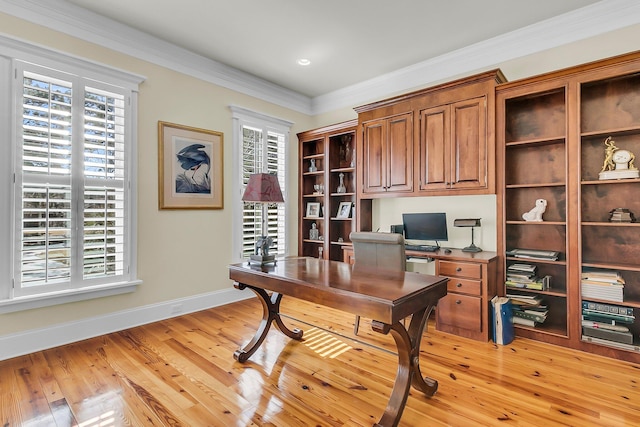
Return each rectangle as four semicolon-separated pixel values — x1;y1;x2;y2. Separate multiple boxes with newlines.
0;287;254;361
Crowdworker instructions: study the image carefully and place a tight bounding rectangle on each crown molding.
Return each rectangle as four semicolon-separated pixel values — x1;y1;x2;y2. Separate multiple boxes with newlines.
312;0;640;114
1;0;639;116
0;0;313;114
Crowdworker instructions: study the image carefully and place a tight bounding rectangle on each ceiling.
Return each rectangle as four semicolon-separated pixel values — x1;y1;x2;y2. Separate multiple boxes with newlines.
3;0;638;114
61;0;602;98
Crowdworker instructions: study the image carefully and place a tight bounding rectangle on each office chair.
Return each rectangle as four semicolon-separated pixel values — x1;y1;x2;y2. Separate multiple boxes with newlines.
349;231;406;335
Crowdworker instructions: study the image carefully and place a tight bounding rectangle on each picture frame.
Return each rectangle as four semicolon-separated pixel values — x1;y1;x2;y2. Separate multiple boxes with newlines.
336;202;352;219
306;202;321;218
158;121;224;209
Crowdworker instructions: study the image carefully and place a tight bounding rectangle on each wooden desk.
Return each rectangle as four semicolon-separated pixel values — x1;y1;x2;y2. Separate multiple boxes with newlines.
229;257;447;427
343;247;498;341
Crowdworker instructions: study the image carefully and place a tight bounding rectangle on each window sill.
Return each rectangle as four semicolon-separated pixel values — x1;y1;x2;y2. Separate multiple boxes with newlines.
0;280;142;314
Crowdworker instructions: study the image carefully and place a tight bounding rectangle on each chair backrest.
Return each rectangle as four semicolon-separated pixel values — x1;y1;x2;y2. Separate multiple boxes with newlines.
349;231;406;271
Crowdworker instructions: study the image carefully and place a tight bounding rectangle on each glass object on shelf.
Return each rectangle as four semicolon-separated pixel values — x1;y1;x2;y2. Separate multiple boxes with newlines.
309;158;317;173
337;172;346;193
318;246;323;259
309;223;319;240
313;184;324;195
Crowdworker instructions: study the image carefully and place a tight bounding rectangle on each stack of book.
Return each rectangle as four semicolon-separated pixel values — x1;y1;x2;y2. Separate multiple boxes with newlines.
581;268;625;303
506;248;560;261
582;300;636;349
507;293;548;327
506;263;551;291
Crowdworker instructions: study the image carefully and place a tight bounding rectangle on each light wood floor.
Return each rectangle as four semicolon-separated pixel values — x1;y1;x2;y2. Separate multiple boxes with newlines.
1;297;639;426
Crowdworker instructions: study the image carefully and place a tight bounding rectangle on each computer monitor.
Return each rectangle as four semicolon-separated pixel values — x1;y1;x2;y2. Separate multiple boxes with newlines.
402;212;448;246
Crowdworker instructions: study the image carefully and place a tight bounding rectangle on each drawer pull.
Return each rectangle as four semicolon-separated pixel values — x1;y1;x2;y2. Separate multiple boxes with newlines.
456;282;462;287
456;267;462;272
456;300;462;305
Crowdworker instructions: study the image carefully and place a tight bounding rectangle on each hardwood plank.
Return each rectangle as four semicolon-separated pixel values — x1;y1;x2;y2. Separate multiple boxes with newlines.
1;297;639;426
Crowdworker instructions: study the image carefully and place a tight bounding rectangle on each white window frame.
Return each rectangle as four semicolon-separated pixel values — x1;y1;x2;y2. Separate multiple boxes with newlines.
230;105;293;263
0;35;144;313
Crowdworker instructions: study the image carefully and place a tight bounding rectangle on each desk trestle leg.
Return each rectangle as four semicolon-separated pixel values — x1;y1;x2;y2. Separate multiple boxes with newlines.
372;304;438;427
233;282;303;363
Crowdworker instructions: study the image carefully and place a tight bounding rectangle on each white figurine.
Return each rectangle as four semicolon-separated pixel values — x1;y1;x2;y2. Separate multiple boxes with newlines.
522;199;547;222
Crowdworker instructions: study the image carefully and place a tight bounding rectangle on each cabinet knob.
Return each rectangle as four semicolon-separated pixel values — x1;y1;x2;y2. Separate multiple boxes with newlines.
455;300;462;305
456;282;462;287
456;267;462;272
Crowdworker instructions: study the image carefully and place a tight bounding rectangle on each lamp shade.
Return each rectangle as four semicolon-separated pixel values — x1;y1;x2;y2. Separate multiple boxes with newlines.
454;218;481;227
242;173;284;203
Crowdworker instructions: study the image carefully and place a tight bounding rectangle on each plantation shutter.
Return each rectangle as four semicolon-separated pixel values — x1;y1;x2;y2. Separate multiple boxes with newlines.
16;65;128;295
241;125;286;259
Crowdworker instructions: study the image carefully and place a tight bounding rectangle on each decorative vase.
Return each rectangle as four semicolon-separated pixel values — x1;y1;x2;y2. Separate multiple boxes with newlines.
337;172;346;193
309;158;317;173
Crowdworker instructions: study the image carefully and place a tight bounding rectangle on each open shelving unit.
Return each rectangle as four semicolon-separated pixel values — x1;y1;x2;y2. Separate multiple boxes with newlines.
498;85;570;342
497;51;640;362
298;120;371;261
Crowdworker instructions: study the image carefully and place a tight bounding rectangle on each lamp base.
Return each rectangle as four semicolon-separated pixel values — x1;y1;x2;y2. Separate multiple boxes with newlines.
462;244;483;253
248;254;277;266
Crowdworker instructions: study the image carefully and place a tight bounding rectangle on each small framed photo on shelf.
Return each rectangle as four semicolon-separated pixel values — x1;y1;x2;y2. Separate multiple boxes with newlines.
336;202;352;219
306;202;321;218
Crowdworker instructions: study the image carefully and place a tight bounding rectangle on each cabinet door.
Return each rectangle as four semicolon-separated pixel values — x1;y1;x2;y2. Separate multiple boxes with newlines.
387;113;413;192
362;114;413;194
362;119;386;194
451;97;487;190
418;105;450;191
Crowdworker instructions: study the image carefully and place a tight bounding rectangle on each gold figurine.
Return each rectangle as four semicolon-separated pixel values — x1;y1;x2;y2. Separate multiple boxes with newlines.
598;136;639;180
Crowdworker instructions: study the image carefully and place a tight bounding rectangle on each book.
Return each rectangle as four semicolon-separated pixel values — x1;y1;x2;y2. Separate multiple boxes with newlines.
581;268;625;284
582;335;640;352
582;325;634;344
512;316;536;327
582;311;635;324
507;294;543;306
491;296;514;345
581;319;629;332
508;263;537;273
506;248;559;261
513;309;547;324
581;301;634;317
581;281;624;303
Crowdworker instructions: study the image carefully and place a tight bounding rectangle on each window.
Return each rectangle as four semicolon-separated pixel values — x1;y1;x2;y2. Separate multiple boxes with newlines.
0;35;144;312
230;106;293;261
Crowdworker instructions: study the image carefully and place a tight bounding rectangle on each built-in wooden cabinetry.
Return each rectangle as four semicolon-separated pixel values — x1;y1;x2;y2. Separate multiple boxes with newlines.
298;120;372;261
497;51;640;363
360;113;413;195
355;69;506;200
418;97;487;192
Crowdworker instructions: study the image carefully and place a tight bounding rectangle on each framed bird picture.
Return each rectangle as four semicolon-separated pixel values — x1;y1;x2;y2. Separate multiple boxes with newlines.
158;121;224;209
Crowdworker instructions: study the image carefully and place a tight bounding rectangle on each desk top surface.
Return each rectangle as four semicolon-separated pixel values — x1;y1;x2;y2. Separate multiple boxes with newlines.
229;257;447;323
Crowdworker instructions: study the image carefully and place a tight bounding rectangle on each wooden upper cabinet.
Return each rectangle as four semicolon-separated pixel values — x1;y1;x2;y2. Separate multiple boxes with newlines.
361;112;413;195
418;104;450;191
452;97;487;189
418;96;487;192
356;69;504;199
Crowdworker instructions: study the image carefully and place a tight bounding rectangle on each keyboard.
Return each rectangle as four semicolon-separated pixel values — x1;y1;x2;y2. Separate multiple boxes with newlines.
405;244;439;252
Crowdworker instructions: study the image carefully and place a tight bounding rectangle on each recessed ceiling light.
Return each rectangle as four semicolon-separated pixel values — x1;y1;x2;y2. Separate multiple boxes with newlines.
297;58;311;66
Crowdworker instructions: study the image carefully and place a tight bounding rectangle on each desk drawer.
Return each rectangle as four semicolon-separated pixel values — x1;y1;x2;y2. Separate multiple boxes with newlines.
438;260;482;279
447;278;482;296
436;294;482;332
